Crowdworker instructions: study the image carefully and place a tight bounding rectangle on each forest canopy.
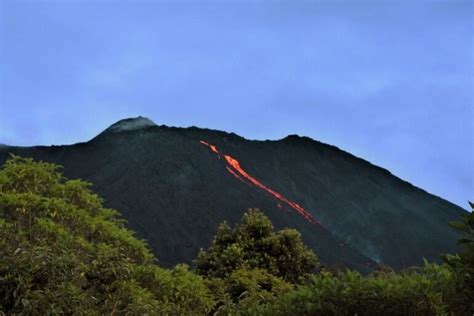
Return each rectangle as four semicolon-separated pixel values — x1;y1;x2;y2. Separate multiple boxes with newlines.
0;155;472;315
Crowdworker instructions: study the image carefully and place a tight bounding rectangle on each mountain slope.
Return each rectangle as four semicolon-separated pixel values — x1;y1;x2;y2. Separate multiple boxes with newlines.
0;117;465;271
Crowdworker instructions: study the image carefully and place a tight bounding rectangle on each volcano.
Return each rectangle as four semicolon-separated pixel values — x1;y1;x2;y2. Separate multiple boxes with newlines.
0;117;466;271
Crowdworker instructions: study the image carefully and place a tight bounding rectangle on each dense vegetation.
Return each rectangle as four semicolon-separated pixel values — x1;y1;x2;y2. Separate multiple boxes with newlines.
0;156;213;315
0;156;472;315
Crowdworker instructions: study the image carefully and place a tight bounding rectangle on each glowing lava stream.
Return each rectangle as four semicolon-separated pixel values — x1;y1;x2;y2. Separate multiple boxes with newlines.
200;140;321;226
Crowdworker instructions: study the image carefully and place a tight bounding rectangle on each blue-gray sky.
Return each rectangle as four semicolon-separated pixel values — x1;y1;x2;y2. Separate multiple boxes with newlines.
0;0;472;209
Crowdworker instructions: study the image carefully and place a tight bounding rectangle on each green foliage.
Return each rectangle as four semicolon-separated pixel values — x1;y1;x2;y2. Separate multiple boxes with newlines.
196;208;319;284
0;155;214;315
0;155;470;315
131;264;215;315
442;201;474;313
262;261;459;315
207;268;293;315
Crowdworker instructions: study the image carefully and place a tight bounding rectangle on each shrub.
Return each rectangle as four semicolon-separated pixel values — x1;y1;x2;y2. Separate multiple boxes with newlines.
207;268;293;315
196;208;319;284
262;262;458;315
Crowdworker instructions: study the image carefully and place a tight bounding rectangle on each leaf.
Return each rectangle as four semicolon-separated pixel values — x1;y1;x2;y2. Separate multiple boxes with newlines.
457;238;473;245
449;221;471;234
21;298;30;307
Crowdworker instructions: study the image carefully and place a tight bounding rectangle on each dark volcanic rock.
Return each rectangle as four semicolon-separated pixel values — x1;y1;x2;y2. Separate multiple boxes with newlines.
0;117;466;271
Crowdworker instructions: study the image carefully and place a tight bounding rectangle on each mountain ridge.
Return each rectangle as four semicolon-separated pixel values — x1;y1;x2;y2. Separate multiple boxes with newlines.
94;117;456;207
0;117;466;271
3;117;462;208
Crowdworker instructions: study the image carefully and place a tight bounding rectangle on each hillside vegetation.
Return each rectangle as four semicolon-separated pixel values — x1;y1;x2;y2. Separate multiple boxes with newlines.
0;156;472;315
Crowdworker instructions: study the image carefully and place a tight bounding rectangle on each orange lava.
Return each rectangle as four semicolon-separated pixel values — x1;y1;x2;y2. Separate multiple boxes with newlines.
200;141;218;153
200;140;321;226
225;166;247;184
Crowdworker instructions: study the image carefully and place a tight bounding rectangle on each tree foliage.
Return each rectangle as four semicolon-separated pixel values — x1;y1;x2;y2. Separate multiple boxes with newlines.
0;155;214;315
0;155;471;315
196;208;319;284
442;201;474;313
206;268;293;315
262;262;460;316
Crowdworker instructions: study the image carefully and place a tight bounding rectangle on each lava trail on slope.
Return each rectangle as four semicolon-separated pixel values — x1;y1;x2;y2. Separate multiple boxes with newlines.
200;140;321;226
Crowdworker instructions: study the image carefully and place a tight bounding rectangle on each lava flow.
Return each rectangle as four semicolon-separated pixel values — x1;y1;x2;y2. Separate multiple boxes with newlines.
200;140;321;226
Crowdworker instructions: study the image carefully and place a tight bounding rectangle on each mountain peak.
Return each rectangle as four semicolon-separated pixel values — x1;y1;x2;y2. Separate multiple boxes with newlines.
104;116;157;134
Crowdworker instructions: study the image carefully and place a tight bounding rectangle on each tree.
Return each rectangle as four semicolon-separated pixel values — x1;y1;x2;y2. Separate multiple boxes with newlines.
206;268;293;315
0;155;214;315
196;208;319;284
262;262;458;316
447;201;474;270
442;201;474;313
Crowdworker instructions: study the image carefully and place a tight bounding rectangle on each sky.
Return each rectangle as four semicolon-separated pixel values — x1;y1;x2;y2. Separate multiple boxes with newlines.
0;0;472;209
